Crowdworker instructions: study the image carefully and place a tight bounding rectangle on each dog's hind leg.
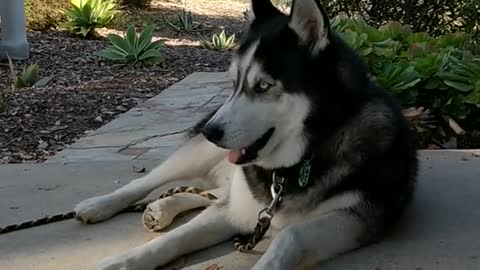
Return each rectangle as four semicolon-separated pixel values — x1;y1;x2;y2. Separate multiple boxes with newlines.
97;203;238;270
251;210;370;270
75;134;228;224
142;186;226;232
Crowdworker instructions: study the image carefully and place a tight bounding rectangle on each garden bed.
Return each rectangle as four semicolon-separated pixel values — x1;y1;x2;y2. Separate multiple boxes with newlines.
0;0;246;163
1;0;479;164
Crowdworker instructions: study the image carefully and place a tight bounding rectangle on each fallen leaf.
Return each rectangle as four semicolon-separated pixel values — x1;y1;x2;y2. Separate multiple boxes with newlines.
33;76;54;87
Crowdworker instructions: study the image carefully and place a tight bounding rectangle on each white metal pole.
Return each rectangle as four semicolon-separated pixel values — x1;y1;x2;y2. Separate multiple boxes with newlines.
0;0;30;59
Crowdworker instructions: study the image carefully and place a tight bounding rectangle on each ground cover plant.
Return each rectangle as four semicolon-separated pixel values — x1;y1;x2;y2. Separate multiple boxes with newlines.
331;16;480;148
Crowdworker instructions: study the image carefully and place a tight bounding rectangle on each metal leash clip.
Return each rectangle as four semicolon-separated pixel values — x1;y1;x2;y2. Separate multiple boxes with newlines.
258;171;285;221
233;171;286;252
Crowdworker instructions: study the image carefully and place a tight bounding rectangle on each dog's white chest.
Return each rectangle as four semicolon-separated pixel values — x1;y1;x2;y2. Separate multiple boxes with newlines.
226;167;265;233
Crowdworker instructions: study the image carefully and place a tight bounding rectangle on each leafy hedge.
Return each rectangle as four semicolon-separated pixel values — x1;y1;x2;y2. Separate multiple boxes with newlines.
273;0;480;39
323;0;480;39
332;16;480;126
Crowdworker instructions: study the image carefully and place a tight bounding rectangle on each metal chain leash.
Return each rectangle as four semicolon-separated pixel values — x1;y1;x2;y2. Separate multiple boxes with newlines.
233;172;285;252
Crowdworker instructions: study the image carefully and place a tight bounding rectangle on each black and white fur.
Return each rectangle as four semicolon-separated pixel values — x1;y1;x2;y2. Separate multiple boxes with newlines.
74;0;418;269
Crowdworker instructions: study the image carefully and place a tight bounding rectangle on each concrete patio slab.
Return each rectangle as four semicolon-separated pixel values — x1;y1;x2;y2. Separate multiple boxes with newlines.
0;160;158;226
1;151;480;270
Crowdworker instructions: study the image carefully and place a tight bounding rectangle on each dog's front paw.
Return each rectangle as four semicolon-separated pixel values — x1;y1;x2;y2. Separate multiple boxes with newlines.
74;194;129;224
97;249;158;270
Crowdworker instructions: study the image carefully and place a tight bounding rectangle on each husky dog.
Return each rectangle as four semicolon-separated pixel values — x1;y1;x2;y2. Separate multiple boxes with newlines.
74;0;418;269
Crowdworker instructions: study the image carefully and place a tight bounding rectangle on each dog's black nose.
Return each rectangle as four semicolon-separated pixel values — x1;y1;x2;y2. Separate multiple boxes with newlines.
202;124;224;143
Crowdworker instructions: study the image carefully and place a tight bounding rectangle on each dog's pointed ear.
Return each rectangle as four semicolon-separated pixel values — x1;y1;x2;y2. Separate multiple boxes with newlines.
289;0;330;54
249;0;283;22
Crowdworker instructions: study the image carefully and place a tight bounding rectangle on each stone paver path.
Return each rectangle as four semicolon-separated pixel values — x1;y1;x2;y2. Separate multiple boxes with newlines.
48;72;231;163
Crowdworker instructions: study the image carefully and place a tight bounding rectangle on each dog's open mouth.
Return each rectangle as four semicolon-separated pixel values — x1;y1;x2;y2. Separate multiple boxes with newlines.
228;128;275;165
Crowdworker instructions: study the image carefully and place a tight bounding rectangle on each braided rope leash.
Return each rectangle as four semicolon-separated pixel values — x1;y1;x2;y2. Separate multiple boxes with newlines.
126;186;218;213
0;212;76;234
233;172;285;252
0;186;217;235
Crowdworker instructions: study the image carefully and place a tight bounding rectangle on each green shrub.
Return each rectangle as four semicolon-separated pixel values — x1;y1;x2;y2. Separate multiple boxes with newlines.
63;0;120;37
323;0;480;39
332;16;480;125
201;30;236;52
269;0;479;39
96;24;164;64
25;0;69;31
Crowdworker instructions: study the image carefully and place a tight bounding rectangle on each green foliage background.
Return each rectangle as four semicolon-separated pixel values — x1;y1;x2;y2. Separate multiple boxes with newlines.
332;16;480;126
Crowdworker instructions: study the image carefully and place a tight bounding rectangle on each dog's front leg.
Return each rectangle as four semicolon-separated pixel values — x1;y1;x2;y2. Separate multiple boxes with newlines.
97;204;238;270
75;134;228;223
251;210;368;270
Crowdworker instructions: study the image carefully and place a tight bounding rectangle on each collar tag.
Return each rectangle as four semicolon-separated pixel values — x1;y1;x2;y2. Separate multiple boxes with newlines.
298;159;311;187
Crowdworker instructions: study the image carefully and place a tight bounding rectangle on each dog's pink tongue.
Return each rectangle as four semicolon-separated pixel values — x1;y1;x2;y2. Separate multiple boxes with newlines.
228;149;242;164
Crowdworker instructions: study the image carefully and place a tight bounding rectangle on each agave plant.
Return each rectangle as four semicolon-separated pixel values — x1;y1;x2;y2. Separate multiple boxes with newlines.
7;55;40;89
201;30;236;52
14;64;40;89
165;9;202;32
403;107;436;133
96;24;164;64
63;0;119;37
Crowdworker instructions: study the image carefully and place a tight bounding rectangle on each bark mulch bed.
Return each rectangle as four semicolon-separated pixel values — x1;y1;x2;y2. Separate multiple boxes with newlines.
0;0;248;164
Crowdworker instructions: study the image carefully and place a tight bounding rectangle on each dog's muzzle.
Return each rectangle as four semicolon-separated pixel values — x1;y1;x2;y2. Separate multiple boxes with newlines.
201;124;224;145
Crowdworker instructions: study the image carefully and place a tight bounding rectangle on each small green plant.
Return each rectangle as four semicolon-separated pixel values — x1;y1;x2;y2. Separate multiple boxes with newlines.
63;0;119;37
0;94;7;113
7;55;40;89
15;64;40;89
96;24;164;64
165;9;202;32
201;30;236;52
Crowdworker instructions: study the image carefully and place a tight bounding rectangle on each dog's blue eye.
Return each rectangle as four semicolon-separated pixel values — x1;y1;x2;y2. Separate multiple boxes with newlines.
255;81;272;93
